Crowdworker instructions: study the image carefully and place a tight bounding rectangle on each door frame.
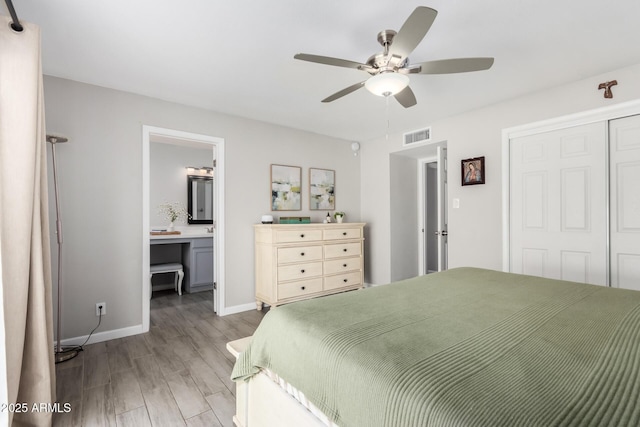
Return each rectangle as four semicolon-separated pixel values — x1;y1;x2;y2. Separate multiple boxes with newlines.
501;99;640;273
142;126;226;332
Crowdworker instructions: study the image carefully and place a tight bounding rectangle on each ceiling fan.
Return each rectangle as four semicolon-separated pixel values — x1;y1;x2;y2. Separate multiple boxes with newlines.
294;6;494;108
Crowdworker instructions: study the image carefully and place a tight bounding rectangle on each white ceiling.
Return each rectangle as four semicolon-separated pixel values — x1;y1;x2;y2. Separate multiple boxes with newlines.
8;0;640;142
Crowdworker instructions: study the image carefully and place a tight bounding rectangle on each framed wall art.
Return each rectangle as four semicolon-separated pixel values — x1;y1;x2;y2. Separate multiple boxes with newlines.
461;156;485;186
271;164;301;211
309;168;335;210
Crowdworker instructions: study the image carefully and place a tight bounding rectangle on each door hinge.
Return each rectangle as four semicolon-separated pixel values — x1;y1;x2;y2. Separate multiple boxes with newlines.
213;282;217;290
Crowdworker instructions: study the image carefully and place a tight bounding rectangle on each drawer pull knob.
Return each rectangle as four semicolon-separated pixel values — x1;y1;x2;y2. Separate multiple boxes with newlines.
300;252;305;256
343;264;347;267
343;279;348;283
300;234;305;238
343;232;347;236
301;286;306;290
301;269;305;273
343;248;348;252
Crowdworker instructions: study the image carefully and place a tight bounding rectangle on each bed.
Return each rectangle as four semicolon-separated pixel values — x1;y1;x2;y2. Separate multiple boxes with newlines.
230;267;640;426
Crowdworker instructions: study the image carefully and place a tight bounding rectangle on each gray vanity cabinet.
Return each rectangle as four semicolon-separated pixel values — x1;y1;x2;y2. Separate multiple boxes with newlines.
183;237;214;293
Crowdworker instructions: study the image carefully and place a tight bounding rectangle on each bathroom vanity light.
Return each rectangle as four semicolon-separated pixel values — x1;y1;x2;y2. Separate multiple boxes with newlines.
186;166;213;176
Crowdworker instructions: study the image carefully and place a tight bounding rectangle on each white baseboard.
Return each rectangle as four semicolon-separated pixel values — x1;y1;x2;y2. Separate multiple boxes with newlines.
60;324;144;347
58;302;257;347
221;302;258;316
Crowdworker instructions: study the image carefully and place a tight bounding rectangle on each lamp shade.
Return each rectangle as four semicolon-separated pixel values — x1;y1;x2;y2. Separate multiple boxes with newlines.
365;73;409;97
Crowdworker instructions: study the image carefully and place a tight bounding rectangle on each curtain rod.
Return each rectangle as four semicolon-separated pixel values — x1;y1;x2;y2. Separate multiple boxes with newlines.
4;0;23;32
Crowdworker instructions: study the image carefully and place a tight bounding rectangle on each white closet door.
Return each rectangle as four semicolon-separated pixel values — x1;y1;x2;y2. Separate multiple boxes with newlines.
610;115;640;291
510;122;608;285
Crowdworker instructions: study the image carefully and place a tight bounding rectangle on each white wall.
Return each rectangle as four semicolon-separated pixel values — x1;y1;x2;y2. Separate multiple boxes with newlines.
44;76;361;340
361;62;640;285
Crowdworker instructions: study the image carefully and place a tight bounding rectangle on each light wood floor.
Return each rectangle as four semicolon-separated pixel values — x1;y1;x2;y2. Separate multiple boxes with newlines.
53;290;266;427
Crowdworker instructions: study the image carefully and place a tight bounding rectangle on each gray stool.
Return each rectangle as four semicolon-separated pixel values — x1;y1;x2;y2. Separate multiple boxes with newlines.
150;263;184;298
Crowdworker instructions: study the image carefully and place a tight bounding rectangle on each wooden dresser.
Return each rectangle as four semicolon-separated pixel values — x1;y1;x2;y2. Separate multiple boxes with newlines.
254;223;365;309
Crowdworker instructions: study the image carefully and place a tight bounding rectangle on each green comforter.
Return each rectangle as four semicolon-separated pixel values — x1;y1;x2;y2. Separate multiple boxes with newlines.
231;268;640;426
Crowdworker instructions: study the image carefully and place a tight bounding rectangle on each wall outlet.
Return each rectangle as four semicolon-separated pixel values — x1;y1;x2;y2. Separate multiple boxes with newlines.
96;302;106;316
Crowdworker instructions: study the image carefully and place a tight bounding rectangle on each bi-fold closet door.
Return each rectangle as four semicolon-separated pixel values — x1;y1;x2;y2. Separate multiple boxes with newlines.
609;115;640;290
510;114;640;290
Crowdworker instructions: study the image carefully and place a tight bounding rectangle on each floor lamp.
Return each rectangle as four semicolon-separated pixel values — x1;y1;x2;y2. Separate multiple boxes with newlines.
47;135;78;363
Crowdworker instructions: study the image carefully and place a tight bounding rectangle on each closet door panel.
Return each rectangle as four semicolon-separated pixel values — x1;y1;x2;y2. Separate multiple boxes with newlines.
615;254;640;290
561;167;590;231
610;115;640;291
560;250;591;283
510;122;608;285
616;163;640;231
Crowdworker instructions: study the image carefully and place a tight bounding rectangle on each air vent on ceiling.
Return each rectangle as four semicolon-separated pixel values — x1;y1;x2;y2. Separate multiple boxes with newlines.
403;127;431;147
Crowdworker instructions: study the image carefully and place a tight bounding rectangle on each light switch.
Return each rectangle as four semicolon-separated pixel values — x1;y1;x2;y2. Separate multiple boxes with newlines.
453;198;460;209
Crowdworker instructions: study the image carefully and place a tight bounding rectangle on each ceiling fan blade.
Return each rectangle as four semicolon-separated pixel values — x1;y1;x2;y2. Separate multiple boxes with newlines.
394;86;417;108
389;7;438;60
322;81;366;103
294;53;370;71
413;57;494;74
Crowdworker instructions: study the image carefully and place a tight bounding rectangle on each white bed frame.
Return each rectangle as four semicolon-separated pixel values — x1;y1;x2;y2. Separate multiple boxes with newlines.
227;337;327;427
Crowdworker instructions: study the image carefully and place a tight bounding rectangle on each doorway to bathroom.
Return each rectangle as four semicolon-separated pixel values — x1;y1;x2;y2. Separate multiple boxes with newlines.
142;126;225;332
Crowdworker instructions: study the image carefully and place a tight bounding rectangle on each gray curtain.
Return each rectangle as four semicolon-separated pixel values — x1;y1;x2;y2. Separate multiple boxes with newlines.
0;16;56;426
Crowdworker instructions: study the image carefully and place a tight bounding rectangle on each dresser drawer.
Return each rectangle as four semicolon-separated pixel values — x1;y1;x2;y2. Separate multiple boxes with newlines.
324;227;362;241
324;271;362;291
278;245;323;264
324;257;362;275
278;278;323;300
324;242;362;259
278;261;323;282
275;229;322;243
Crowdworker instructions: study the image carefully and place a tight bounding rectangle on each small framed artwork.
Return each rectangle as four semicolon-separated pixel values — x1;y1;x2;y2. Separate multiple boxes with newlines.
271;164;302;211
309;168;335;210
461;156;485;186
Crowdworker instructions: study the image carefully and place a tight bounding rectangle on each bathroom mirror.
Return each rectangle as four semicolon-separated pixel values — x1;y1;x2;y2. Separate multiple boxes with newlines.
187;175;213;224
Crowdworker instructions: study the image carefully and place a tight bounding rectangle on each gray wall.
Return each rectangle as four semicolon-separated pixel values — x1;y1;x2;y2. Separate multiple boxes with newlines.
149;142;212;229
44;76;361;340
389;154;418;281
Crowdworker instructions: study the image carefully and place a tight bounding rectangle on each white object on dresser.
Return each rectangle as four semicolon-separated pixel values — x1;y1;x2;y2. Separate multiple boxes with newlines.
254;223;366;310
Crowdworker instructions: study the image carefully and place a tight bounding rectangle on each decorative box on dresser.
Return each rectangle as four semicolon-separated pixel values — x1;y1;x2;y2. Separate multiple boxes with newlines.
254;223;366;310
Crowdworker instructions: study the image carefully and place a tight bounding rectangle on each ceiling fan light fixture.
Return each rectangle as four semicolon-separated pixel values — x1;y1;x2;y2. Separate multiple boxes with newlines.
365;72;409;97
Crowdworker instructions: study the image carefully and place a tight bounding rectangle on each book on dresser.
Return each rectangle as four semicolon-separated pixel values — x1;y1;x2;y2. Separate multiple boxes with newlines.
253;223;366;310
